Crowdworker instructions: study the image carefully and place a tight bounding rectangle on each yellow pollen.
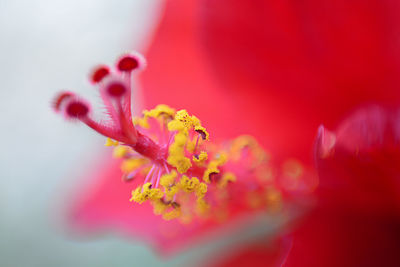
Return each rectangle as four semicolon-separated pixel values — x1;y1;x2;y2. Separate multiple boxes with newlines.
153;200;168;215
203;153;227;183
195;183;208;198
194;125;209;140
121;158;148;173
105;138;119;147
167;120;186;132
132;116;150;129
230;135;268;166
167;131;192;173
179;175;200;193
196;198;210;217
162;206;182;220
130;183;163;204
218;172;237;188
160;170;177;187
144;104;175;119
164;185;179;201
113;145;130;158
193;151;208;164
175;110;200;129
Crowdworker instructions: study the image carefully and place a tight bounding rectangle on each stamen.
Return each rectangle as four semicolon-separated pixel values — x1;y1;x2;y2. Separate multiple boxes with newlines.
193;135;200;153
53;52;305;222
144;165;156;185
155;168;162;188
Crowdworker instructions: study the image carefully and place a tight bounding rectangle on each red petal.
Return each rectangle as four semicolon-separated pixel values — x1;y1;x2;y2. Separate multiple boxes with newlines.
140;0;310;163
315;107;400;216
284;207;400;267
195;0;400;161
282;107;400;266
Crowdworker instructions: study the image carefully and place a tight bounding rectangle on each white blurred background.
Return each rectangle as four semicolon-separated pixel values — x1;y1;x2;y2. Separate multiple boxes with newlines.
0;1;196;266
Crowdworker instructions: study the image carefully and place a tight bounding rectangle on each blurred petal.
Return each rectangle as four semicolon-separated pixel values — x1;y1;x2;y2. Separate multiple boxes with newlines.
140;0;239;146
208;237;293;267
196;0;400;160
316;106;400;215
284;107;400;266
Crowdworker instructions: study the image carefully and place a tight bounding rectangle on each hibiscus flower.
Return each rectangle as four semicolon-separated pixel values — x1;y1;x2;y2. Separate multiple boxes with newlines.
56;0;400;265
140;0;400;265
54;52;313;256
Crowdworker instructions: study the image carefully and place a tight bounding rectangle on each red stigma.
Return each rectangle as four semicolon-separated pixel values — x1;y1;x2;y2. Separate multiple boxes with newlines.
117;55;139;72
66;101;89;118
53;92;74;111
90;66;110;83
106;81;127;97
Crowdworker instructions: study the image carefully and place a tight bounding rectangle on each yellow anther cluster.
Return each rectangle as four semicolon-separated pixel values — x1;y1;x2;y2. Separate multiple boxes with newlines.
121;158;148;173
133;117;150;128
167;131;192;173
167;109;210;174
194;125;209;140
160;171;177;187
152;200;182;220
195;183;207;198
124;106;274;222
159;171;178;201
162;206;182;220
153;200;168;215
178;176;208;198
164;185;179;201
218;172;237;188
230;135;267;166
149;171;209;220
196;198;210;216
105;138;119;147
130;183;163;204
175;110;200;129
113;145;130;158
203;153;227;183
144;104;175;119
179;175;199;192
193;151;208;164
133;105;176;129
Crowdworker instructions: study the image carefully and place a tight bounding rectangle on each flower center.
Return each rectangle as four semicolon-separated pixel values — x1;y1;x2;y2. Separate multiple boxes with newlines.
53;52;311;223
